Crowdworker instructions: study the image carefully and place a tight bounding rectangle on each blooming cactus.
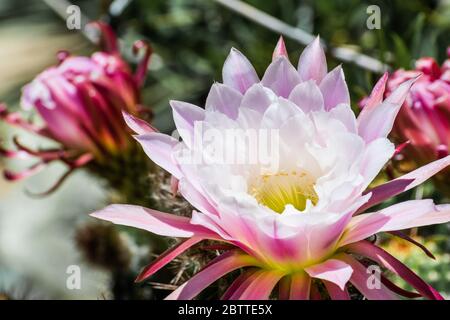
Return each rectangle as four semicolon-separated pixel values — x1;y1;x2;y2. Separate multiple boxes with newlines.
92;37;450;300
382;49;450;180
0;22;152;193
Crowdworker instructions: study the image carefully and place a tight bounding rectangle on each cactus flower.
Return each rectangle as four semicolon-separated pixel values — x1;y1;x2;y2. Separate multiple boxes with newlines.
0;22;153;193
382;49;450;184
92;37;450;300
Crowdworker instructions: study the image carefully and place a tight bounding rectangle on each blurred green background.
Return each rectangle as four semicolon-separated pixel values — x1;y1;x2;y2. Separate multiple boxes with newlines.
0;0;449;299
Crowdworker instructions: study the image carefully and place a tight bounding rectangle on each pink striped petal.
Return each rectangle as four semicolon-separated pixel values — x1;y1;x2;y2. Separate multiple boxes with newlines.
222;48;259;94
359;155;450;212
134;132;182;178
310;284;323;300
381;274;421;298
319;65;350;111
358;77;418;143
341;199;445;246
340;254;399;300
90;204;208;238
297;36;327;83
227;269;262;300
123;111;157;134
357;72;388;126
323;280;350;300
289;272;311;300
261;57;301;98
165;251;256;300
205;83;242;119
346;241;443;300
135;237;202;282
305;258;353;290
221;269;258;300
278;276;291;300
288;80;324;112
237;271;284;300
340;211;390;247
272;36;288;60
385;74;421;105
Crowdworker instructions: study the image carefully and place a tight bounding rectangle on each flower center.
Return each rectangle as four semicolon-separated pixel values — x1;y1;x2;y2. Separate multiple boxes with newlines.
250;170;318;213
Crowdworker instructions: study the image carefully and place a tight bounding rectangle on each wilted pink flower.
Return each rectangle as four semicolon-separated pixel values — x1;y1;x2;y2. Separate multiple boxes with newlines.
383;50;450;178
0;22;152;193
92;37;450;300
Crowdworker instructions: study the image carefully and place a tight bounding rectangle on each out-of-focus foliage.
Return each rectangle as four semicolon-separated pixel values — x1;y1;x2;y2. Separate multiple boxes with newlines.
383;236;450;297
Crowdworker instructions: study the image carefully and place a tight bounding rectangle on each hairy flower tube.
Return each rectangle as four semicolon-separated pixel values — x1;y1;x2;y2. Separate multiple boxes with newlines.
381;49;450;185
0;22;153;194
92;37;450;300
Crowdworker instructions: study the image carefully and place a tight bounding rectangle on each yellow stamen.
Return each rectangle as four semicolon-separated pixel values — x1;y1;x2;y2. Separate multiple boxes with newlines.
250;170;318;213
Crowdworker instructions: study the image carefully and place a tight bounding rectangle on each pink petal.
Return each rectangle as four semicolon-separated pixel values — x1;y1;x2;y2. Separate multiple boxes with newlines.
340;211;390;247
297;36;327;83
347;241;443;300
359;155;450;213
178;178;219;216
381;274;421;298
170;100;205;148
340;254;399;300
289;272;311;300
123;111;157;134
205;83;242;119
359;138;395;190
319;65;350;111
288;80;324;112
409;204;450;228
240;84;275;114
272;36;288;60
170;176;179;195
227;269;262;300
357;72;388;125
135;237;202;282
386;74;421;105
262;97;301;128
323;280;350;300
134;132;182;179
237;271;284;300
366;72;389;108
165;251;256;300
221;269;258;300
358;77;419;143
3;162;46;181
278;276;291;300
261;57;301;98
328;103;357;133
90;204;208;238
222;48;259;94
342;199;443;246
305;258;353;290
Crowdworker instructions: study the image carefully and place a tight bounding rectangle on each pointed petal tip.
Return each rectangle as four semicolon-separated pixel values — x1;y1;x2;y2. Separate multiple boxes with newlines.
134;272;146;283
272;36;288;60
